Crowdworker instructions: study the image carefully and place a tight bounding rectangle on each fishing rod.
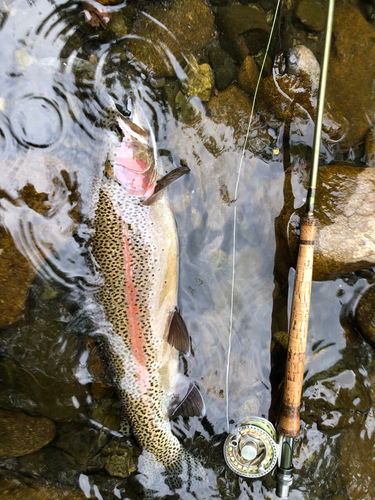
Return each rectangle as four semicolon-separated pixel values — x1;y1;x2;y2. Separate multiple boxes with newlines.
223;0;335;497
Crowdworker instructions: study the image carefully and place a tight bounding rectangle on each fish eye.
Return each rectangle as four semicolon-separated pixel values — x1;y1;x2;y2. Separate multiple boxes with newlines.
107;121;124;141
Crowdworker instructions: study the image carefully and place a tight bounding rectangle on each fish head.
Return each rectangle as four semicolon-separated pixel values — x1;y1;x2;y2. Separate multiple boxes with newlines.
103;102;157;198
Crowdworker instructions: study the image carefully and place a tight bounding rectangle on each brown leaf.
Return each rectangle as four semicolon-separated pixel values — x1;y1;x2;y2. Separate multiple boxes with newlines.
83;2;112;29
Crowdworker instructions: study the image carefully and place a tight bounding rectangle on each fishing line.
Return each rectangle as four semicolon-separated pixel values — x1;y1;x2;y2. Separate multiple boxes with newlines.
226;0;282;432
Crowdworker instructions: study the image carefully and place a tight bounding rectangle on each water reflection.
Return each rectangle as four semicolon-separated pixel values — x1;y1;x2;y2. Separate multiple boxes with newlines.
0;0;374;498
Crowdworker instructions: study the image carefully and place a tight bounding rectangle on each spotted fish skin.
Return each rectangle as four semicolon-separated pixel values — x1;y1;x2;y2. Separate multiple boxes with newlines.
92;98;192;470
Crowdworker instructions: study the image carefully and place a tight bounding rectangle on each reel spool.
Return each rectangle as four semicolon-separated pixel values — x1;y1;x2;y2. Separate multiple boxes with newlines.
224;417;278;478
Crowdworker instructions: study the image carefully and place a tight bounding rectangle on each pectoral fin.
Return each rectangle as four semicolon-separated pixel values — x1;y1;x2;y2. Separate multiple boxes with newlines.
142;163;190;206
170;383;205;419
168;308;190;354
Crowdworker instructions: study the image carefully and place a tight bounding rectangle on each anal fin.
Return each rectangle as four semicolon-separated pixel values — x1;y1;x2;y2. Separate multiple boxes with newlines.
167;308;190;354
170;383;205;419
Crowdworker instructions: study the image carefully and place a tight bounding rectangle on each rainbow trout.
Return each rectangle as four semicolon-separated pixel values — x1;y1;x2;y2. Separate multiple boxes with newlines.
92;95;204;485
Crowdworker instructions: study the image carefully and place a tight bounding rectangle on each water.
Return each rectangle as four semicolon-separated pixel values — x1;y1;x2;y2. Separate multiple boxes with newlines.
0;0;374;499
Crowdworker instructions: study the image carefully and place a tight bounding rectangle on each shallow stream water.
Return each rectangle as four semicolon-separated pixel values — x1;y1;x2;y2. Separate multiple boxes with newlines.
0;0;374;499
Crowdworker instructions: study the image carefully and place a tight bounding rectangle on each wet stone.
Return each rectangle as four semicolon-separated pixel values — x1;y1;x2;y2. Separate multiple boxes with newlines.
89;397;121;433
181;58;215;102
207;85;253;144
215;5;271;61
339;410;375;500
87;437;140;478
301;355;372;432
0;226;36;328
277;165;375;281
354;284;375;348
0;293;90;421
0;468;88;500
237;55;260;95
208;46;237;91
0;409;56;457
84;336;114;400
295;0;326;32
54;421;104;467
326;4;375;147
175;91;200;123
258;45;347;142
18;447;80;487
126;0;214;77
0;153;81;327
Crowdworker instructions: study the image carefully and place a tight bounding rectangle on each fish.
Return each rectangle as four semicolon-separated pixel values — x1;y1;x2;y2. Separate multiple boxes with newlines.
91;93;206;491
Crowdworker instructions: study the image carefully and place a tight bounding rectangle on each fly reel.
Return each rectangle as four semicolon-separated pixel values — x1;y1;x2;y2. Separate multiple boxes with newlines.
224;417;278;478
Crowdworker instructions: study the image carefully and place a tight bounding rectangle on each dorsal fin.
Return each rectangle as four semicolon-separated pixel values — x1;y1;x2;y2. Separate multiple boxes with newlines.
167;308;190;354
170;383;205;419
142;163;190;206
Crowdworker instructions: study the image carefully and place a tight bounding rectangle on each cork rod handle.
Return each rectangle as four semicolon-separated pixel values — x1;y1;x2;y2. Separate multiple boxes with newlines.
278;216;318;438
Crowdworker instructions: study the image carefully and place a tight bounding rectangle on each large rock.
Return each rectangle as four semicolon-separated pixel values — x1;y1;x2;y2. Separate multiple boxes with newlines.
326;4;375;147
258;45;348;142
274;164;375;281
215;5;270;61
0;409;56;457
126;0;214;77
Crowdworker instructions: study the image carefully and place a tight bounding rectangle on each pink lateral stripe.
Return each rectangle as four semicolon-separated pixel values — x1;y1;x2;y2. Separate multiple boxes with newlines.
121;220;149;393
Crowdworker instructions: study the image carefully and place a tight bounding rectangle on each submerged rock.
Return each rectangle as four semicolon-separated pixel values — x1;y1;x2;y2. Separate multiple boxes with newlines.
0;153;81;327
87;438;140;478
215;5;270;62
208;46;237;90
207;85;253;143
126;0;214;77
18;447;80;487
181;58;215;102
0;468;87;500
89;397;121;433
295;0;326;32
0;409;55;457
0;226;36;328
339;411;375;500
275;164;375;281
84;336;114;400
0;288;90;421
258;45;347;142
326;4;375;147
354;285;375;348
237;55;260;95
